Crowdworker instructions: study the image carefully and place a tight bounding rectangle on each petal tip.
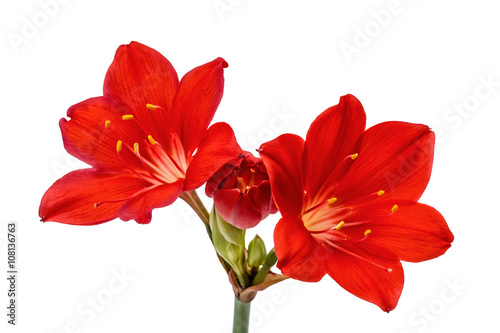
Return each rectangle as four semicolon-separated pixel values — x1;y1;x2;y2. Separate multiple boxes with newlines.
214;57;228;68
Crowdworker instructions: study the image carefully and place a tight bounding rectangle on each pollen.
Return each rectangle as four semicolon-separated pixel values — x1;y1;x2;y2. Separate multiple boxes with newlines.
122;114;134;120
377;190;385;196
134;142;139;154
391;205;399;213
116;140;123;152
147;135;157;145
146;104;157;110
364;229;372;237
335;221;345;230
104;120;111;128
328;197;338;205
351;153;359;160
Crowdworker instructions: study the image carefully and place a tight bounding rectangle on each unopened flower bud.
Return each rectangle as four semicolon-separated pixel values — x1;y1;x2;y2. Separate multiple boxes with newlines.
209;207;248;287
247;235;267;268
206;152;278;229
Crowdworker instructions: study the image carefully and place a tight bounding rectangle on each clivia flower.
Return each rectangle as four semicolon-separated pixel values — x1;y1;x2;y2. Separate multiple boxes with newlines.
39;42;241;225
259;94;454;312
206;152;277;229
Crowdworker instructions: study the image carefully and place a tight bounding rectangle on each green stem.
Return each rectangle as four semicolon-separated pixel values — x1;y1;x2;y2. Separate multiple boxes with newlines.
233;297;251;333
251;248;277;286
180;191;211;237
180;191;231;273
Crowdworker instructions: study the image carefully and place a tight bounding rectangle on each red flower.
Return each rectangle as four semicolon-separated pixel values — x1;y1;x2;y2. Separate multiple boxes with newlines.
39;42;241;225
259;94;454;311
206;152;277;229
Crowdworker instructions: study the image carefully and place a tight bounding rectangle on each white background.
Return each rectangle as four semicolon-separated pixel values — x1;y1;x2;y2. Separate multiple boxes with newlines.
1;0;499;332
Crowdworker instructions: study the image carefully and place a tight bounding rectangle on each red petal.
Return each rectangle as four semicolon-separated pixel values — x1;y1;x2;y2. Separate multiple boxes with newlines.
103;42;179;144
214;182;274;229
183;122;242;191
61;97;145;170
171;57;228;155
205;154;244;198
39;169;151;225
118;180;184;224
246;180;276;219
274;216;326;282
335;122;435;204
214;189;262;229
324;241;404;312
302;94;366;198
259;134;305;216
347;201;454;262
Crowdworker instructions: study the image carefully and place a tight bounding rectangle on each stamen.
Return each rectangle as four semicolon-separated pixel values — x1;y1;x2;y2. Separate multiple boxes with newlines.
328;197;338;205
335;221;345;230
105;120;111;128
334;204;400;229
147;135;157;145
311;153;359;202
132;141;167;184
116;140;123;152
237;177;245;192
364;229;372;237
150;139;185;174
93;186;157;208
122;115;134;120
146;104;157;110
323;238;390;271
340;189;387;207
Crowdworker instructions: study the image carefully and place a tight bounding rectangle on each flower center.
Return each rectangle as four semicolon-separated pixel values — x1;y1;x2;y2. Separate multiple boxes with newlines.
105;104;188;185
299;152;398;272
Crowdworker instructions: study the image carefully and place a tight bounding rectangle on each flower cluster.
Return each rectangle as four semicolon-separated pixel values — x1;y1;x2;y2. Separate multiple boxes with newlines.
39;42;453;313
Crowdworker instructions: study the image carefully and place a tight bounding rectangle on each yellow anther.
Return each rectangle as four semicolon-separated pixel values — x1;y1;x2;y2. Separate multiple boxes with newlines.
351;153;359;160
122;114;134;120
147;135;157;145
146;104;157;110
328;197;338;205
116;140;123;152
133;143;139;154
364;229;372;237
335;221;345;230
377;190;385;196
391;205;399;213
104;120;111;128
